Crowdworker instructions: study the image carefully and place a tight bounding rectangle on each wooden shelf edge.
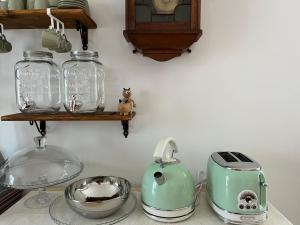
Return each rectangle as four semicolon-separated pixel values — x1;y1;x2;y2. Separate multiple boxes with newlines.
1;112;136;122
0;9;97;29
124;29;202;34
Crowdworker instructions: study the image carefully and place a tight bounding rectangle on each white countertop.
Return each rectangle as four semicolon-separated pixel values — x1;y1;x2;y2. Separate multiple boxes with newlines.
0;190;293;225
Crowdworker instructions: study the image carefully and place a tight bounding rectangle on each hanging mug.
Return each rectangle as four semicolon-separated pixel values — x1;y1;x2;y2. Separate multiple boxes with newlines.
0;35;12;53
55;34;72;53
42;8;72;53
42;28;61;49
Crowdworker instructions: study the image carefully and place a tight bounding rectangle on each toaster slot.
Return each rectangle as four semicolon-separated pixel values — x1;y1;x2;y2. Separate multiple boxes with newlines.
231;152;253;162
211;152;261;170
218;152;238;162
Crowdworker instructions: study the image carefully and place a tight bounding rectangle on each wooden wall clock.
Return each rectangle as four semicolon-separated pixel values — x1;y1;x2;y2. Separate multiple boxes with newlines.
123;0;202;62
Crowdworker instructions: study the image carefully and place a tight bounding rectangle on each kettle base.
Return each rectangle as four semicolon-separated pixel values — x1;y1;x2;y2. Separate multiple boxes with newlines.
142;203;195;223
207;197;267;224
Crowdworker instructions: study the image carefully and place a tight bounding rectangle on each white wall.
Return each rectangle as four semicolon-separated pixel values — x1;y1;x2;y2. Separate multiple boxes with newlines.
0;0;299;223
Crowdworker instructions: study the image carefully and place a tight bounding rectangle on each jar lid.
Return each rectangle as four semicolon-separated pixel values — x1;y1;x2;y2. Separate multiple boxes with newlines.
23;51;53;59
71;51;99;58
0;136;83;189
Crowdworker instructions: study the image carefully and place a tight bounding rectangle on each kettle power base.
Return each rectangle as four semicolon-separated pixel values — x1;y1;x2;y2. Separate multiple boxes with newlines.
207;197;267;225
143;210;195;223
142;203;195;223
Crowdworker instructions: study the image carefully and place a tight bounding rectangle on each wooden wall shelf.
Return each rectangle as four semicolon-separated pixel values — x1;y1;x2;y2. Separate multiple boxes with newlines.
0;9;97;50
1;112;136;138
1;112;135;121
0;9;97;29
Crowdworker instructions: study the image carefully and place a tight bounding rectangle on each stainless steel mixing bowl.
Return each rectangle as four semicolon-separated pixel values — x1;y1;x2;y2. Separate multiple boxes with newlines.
65;176;131;219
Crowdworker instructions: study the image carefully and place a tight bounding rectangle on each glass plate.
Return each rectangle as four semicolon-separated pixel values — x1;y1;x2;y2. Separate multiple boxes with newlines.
49;193;137;225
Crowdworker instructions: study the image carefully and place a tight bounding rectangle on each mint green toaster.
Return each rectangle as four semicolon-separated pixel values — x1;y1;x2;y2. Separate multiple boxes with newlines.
206;152;268;224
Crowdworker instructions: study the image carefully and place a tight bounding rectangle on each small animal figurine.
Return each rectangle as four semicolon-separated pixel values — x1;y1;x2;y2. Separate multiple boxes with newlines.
118;88;136;116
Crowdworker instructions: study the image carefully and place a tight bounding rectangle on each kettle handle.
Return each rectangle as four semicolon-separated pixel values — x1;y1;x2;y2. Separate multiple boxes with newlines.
259;171;268;209
153;137;178;163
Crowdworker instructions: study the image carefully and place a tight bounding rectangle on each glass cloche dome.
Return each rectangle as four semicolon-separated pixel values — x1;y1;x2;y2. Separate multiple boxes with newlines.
0;136;83;208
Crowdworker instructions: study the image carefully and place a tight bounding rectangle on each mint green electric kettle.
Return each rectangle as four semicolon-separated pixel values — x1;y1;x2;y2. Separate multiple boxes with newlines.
141;137;196;223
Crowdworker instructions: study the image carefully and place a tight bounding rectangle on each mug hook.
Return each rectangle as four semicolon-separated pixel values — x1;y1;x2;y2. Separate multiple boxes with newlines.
54;18;65;35
46;8;55;30
46;8;65;34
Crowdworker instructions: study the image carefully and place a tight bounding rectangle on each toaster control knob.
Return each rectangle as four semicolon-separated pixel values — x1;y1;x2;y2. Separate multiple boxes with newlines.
246;205;251;210
239;205;244;209
252;205;257;209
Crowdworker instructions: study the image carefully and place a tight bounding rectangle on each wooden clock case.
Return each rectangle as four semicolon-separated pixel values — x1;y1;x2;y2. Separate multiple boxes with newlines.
123;0;202;62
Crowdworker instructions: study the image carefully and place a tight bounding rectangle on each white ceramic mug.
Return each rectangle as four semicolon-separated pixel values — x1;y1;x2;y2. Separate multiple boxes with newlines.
0;0;8;9
48;0;58;7
34;0;48;9
8;0;25;10
26;0;35;9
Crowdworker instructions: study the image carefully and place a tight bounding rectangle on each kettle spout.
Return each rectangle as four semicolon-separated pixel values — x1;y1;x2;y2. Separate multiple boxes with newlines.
154;172;165;185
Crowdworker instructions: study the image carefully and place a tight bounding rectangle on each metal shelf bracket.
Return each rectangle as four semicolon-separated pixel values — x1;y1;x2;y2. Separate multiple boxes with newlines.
29;120;130;138
76;20;88;50
121;120;129;138
29;121;47;136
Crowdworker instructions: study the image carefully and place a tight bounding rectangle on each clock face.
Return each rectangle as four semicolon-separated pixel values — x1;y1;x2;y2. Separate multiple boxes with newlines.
153;0;180;14
135;0;191;23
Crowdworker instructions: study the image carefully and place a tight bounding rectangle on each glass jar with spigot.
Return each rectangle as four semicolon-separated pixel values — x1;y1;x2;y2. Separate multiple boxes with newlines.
15;51;61;113
62;51;105;113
